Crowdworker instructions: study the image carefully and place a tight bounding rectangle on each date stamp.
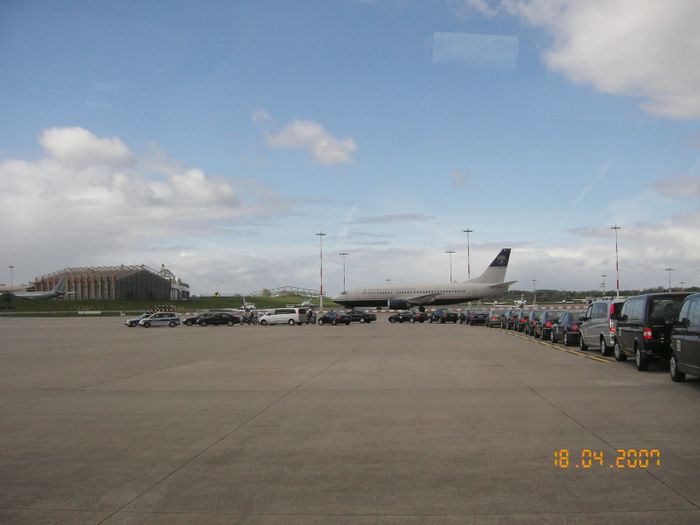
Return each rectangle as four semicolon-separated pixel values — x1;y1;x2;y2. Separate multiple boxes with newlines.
553;449;661;469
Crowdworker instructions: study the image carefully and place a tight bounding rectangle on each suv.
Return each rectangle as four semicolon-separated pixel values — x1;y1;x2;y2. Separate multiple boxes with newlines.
259;308;307;326
615;293;691;370
515;310;531;332
579;298;625;356
138;311;180;328
533;310;561;340
466;309;488;325
670;294;700;382
486;309;504;328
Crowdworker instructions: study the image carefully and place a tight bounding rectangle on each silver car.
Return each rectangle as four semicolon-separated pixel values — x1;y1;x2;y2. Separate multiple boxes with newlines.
138;312;181;328
579;299;625;355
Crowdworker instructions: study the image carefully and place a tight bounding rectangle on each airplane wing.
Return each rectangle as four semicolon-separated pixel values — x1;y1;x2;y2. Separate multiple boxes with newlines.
489;281;517;291
406;293;440;305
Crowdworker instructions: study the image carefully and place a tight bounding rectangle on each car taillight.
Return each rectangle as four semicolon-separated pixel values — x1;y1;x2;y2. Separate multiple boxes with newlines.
571;324;579;332
643;327;653;340
609;319;616;334
545;322;552;328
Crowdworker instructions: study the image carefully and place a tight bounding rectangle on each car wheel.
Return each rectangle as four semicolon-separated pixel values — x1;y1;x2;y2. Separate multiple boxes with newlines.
410;318;415;323
563;332;571;346
600;337;612;357
360;318;366;323
614;342;627;362
227;320;234;326
635;347;649;371
288;319;295;326
318;319;324;325
670;355;686;382
550;331;556;343
185;320;192;326
388;318;395;323
143;321;151;328
579;333;588;351
345;321;350;325
332;319;337;325
169;321;177;327
260;320;267;326
200;321;207;327
128;321;136;327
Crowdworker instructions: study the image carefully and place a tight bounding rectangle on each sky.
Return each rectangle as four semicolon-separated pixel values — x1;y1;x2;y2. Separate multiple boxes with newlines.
1;0;699;295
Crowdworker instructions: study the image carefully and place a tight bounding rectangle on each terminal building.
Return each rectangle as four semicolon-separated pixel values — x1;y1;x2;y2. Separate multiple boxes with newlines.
34;265;190;301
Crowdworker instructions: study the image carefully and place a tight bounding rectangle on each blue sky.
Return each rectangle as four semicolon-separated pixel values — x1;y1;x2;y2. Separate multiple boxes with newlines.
1;0;699;294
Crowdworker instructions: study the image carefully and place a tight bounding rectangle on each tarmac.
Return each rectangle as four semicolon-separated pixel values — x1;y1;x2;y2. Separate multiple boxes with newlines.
2;316;700;524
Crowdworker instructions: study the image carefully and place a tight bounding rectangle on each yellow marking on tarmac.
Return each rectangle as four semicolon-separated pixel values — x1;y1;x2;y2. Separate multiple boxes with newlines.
499;329;610;364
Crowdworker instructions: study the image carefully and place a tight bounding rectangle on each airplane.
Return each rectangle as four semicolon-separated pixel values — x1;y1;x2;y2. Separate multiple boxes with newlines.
332;248;516;310
5;277;73;300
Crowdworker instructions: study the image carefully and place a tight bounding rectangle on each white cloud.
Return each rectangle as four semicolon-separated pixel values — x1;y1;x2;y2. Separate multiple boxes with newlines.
448;0;498;18
250;109;274;124
652;176;700;199
39;126;133;167
0;127;295;290
266;120;357;165
503;0;700;119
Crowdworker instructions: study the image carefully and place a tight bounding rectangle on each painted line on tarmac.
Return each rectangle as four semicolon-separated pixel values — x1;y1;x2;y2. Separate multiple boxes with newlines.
500;329;611;364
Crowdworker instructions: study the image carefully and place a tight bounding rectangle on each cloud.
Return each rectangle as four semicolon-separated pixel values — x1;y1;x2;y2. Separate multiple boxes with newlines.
39;127;133;168
448;0;498;18
652;176;700;199
266;120;357;165
0;127;295;289
347;213;434;224
503;0;700;119
250;109;274;124
451;170;469;188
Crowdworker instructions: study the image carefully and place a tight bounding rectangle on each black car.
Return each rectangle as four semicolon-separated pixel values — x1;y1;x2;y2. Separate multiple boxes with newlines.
533;310;561;340
615;292;691;370
347;310;377;323
466;309;488;325
318;311;351;325
184;313;213;326
388;310;427;323
670;293;700;382
198;312;241;326
550;311;585;346
524;309;540;336
429;309;459;323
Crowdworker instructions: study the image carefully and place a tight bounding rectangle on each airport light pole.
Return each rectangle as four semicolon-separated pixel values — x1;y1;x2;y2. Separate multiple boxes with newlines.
463;228;473;280
611;225;621;298
532;279;537;305
316;232;326;311
339;251;349;294
601;274;607;296
8;265;14;289
665;267;674;292
445;250;456;282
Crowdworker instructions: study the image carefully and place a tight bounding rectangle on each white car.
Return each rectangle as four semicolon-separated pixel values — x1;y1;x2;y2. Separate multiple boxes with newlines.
258;308;307;326
124;312;150;327
138;312;181;328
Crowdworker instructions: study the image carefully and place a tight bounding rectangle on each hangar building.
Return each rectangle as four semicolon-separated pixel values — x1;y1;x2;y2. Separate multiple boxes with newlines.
34;265;190;301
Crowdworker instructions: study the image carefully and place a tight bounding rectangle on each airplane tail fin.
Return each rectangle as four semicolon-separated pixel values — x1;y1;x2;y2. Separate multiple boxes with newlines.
52;277;66;293
470;248;511;284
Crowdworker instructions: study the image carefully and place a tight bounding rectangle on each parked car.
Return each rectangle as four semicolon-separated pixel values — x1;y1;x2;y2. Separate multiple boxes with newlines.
533;310;561;340
524;309;540;336
515;309;531;332
670;293;700;382
318;311;352;325
486;309;504;328
183;313;213;326
388;310;427;323
550;311;585;346
615;292;691;370
429;309;459;323
124;312;150;327
579;298;626;356
259;307;307;326
198;312;241;326
347;310;377;323
138;311;180;328
501;309;519;329
466;309;488;325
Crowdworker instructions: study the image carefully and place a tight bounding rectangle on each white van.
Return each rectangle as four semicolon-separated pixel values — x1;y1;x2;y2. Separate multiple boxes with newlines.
258;308;307;326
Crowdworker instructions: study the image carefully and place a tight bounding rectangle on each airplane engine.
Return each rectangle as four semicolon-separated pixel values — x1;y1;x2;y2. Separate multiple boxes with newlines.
387;299;409;310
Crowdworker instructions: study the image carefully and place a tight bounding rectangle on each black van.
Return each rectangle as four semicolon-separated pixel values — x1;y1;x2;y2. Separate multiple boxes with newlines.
614;292;692;371
669;293;700;382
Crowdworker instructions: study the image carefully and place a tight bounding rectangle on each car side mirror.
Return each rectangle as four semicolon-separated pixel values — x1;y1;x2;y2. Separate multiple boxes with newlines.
579;316;587;322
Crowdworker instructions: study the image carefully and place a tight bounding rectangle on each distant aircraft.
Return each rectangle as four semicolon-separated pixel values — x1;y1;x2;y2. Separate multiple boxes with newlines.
333;248;516;310
7;277;72;300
